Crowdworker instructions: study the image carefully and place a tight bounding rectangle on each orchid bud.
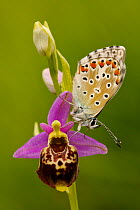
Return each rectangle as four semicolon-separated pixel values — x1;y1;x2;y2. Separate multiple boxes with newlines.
42;68;63;93
33;21;55;57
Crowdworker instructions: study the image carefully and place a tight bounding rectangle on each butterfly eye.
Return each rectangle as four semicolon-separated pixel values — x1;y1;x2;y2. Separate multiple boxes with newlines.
90;119;96;126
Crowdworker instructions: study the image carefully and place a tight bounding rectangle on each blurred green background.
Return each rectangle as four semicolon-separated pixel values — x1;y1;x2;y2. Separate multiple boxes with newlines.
1;0;140;209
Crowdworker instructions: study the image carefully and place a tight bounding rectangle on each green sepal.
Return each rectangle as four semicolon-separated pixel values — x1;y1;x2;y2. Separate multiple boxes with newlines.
57;50;72;92
33;122;40;136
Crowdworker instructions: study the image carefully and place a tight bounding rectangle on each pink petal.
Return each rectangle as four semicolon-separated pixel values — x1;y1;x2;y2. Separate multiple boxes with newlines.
40;123;53;134
42;68;63;93
13;132;48;158
68;131;108;157
61;121;74;133
47;91;72;126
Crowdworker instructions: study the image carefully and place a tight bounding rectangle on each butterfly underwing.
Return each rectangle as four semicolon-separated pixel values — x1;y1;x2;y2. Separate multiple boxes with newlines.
70;46;126;146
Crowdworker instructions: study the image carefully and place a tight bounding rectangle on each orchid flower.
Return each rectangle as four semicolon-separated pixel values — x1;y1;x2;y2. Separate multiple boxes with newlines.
13;91;107;191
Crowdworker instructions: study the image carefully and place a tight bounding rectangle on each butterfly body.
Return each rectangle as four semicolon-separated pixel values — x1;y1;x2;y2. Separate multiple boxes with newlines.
71;46;126;132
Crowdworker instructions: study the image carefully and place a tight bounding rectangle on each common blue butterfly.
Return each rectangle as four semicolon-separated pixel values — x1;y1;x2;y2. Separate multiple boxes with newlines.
70;46;126;146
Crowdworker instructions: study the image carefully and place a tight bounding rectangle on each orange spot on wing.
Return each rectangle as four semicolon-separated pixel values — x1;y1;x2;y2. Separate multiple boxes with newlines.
106;60;112;65
80;66;88;72
112;62;117;68
90;63;97;69
116;78;120;85
98;61;105;67
114;69;120;76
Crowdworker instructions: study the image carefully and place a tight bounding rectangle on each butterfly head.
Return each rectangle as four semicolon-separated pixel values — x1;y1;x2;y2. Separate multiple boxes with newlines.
70;105;94;123
71;106;99;129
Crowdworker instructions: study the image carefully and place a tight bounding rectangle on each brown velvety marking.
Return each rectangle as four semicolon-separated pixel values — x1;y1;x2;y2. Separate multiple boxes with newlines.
67;146;76;159
90;62;97;69
114;69;120;76
37;145;79;188
58;160;63;166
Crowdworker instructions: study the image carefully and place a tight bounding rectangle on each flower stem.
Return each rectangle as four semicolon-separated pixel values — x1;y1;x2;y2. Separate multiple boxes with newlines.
66;182;79;210
48;51;61;96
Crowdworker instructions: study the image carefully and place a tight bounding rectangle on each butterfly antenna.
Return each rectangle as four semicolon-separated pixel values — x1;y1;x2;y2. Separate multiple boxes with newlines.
59;95;74;106
97;120;121;148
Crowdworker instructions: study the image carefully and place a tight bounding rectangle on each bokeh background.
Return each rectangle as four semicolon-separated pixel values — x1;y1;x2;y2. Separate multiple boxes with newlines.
1;0;140;209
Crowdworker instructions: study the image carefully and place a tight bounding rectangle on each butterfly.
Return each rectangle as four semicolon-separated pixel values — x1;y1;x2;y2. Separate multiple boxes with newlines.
70;46;126;147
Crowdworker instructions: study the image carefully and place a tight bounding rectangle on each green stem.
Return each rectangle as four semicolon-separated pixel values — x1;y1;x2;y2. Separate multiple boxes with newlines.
48;51;61;96
66;182;79;210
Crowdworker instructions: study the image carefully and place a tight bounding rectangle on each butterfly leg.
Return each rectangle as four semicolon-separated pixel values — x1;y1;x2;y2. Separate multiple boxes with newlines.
69;121;83;140
59;95;74;106
77;122;82;132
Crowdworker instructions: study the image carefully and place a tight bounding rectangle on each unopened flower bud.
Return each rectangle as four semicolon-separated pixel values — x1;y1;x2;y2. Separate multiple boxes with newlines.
33;21;55;57
42;68;63;93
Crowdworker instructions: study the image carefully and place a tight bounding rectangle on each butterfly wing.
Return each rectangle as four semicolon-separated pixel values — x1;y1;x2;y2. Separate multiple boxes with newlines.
72;46;126;117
